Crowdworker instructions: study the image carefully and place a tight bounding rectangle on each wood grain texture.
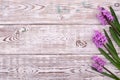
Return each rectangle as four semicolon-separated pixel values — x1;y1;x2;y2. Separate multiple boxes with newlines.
0;0;120;80
0;55;119;80
0;0;120;24
0;25;119;55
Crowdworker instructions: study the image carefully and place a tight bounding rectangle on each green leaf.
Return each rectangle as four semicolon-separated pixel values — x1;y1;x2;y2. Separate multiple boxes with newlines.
112;22;120;34
103;29;117;53
110;6;120;33
103;30;120;63
92;68;120;80
106;43;118;56
109;27;120;47
102;72;117;79
92;67;120;80
98;48;120;70
105;44;120;63
110;6;119;24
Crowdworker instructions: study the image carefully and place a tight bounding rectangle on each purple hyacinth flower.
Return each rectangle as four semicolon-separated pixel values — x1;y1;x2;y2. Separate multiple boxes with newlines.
92;56;106;66
97;13;108;25
92;30;107;48
92;63;103;72
97;6;114;25
92;56;106;72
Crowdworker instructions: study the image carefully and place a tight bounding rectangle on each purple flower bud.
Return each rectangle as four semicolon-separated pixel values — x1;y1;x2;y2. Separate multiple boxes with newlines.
97;14;108;25
92;56;106;66
92;63;103;72
92;56;106;72
92;30;107;48
97;7;114;25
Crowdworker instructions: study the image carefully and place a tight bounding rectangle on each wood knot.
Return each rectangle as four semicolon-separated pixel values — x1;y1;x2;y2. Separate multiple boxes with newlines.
76;40;87;48
3;27;27;42
114;3;120;7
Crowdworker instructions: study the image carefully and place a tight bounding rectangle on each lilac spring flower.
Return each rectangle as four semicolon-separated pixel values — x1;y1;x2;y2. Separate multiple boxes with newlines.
97;13;108;25
92;56;106;72
92;30;107;48
97;7;114;25
92;63;103;72
92;56;106;66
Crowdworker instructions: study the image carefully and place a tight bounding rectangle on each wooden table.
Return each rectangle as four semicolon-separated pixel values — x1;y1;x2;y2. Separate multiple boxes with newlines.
0;0;120;80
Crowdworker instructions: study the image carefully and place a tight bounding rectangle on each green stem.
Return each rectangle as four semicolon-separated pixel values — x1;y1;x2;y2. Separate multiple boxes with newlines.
103;66;120;80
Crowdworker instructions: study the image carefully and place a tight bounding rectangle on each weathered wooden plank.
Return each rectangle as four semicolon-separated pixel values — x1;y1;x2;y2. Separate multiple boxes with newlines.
0;0;120;24
0;25;119;55
0;55;119;80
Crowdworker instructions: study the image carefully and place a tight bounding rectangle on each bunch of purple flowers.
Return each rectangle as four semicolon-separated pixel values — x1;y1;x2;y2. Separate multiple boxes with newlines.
97;6;120;46
91;6;120;80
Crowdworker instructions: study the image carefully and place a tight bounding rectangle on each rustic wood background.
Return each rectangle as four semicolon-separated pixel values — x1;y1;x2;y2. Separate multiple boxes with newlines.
0;0;120;80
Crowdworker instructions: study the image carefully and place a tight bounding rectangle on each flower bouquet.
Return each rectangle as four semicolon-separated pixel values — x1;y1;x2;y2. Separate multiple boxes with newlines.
91;6;120;80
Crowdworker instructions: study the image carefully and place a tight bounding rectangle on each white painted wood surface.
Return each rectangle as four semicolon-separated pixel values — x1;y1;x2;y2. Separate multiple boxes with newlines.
0;55;119;80
0;0;120;80
0;0;120;24
0;25;119;55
